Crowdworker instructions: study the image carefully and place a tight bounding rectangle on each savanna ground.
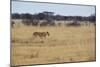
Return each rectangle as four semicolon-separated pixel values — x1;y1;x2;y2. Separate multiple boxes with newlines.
11;21;96;66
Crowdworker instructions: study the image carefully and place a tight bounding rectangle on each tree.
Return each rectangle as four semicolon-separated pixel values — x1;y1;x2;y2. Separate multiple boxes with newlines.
12;13;20;19
89;14;96;22
20;13;32;19
21;13;33;26
36;13;45;20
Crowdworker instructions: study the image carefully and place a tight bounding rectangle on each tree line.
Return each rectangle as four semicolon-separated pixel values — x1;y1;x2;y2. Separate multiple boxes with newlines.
12;11;96;22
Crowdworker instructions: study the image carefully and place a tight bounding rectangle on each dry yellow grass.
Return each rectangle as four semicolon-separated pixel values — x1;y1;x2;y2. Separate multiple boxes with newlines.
11;23;96;66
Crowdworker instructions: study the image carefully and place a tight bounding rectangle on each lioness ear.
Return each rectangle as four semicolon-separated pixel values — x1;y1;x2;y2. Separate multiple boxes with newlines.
47;32;48;33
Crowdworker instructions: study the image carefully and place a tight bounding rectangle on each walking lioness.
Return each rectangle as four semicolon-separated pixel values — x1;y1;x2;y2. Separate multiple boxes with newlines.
33;32;50;39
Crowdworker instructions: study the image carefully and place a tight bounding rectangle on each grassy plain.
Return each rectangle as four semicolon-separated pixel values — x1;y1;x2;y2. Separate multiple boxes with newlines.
11;22;96;66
